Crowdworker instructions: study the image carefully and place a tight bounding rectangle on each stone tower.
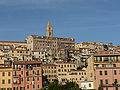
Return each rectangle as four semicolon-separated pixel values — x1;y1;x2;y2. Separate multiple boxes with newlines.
46;21;53;37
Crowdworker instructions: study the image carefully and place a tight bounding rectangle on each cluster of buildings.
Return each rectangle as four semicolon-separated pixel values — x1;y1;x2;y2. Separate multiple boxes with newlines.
0;21;120;90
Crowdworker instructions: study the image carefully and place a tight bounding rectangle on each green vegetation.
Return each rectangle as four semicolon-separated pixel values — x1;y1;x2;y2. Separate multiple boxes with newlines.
40;81;82;90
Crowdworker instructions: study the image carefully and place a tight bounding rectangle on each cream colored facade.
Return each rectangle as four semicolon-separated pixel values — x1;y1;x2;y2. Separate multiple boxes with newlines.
43;64;57;82
0;60;12;90
42;62;88;88
0;41;27;46
67;69;87;88
26;21;75;60
32;51;46;60
55;62;77;83
0;67;12;90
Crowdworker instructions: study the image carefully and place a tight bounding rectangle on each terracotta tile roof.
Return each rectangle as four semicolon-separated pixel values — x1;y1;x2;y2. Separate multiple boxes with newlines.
94;51;120;55
55;62;76;64
32;50;44;52
70;69;86;71
0;67;12;69
13;61;42;64
0;41;26;43
30;35;75;40
0;55;4;57
42;64;57;66
96;67;120;69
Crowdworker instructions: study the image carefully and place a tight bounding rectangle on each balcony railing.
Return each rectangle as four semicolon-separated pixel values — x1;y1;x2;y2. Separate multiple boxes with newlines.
13;75;21;77
101;84;120;87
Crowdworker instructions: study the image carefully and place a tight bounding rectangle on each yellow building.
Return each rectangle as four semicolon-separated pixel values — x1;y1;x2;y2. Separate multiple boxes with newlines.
0;41;27;46
0;60;12;90
42;64;57;82
55;62;77;83
67;69;87;88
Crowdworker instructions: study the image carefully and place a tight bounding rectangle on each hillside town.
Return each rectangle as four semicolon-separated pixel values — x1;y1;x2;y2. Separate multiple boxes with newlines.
1;21;120;90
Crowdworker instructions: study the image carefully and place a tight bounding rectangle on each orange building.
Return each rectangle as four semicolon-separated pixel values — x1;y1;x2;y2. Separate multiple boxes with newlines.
12;61;42;90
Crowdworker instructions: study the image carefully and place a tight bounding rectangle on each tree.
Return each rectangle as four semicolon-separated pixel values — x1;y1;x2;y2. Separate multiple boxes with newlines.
98;87;103;90
40;81;82;90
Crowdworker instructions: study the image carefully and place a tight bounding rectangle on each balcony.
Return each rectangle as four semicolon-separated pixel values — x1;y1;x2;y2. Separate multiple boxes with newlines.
101;84;120;87
13;75;21;78
94;60;120;63
14;68;21;71
13;79;21;84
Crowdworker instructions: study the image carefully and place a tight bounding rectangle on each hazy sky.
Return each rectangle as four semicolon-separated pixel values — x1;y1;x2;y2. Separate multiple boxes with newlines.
0;0;120;44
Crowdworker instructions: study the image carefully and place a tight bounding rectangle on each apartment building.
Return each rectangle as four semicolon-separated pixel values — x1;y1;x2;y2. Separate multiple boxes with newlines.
13;61;42;90
32;51;46;60
42;64;57;82
0;41;27;46
75;42;116;52
95;67;120;90
67;69;87;88
55;62;77;83
0;60;12;90
87;50;120;89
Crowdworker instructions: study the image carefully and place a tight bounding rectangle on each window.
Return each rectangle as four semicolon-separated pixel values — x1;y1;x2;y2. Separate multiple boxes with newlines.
105;79;108;84
27;85;29;89
100;80;103;85
2;80;5;84
116;56;118;61
2;72;5;76
7;88;12;90
116;87;118;90
99;71;102;75
100;57;102;61
95;57;98;61
58;69;60;72
104;71;107;75
37;85;40;88
114;70;117;75
114;79;118;83
26;71;29;76
37;70;40;75
21;78;24;82
89;83;91;87
104;57;108;61
13;87;18;90
32;70;35;74
20;87;25;90
8;72;11;76
21;71;23;75
8;79;11;84
33;85;35;88
37;77;39;81
33;77;35;81
113;64;116;67
27;77;29;81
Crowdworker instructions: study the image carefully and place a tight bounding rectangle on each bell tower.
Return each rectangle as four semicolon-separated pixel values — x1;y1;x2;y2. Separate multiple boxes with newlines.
46;21;53;37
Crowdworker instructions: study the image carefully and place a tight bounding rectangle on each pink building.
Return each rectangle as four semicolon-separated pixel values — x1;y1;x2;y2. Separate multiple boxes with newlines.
12;61;42;90
95;67;120;90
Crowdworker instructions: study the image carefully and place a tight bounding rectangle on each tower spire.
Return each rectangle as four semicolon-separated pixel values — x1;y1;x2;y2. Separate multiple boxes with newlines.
46;21;53;37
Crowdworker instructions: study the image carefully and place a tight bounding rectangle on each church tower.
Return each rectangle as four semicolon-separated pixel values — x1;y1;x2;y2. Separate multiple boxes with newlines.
46;21;53;37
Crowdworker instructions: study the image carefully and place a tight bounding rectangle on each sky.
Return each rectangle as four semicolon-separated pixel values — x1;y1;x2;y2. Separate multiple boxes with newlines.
0;0;120;45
